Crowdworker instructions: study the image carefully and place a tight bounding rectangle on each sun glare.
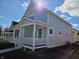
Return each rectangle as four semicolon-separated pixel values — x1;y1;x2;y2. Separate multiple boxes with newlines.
34;0;43;11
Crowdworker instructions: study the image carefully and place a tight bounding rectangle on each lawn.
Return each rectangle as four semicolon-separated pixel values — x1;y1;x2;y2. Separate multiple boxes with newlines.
0;39;15;50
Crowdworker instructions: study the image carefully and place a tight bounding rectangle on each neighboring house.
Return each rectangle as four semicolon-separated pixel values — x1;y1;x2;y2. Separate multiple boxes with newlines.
12;0;73;51
1;28;13;39
0;26;2;36
0;26;2;39
71;28;79;43
78;32;79;42
1;21;19;39
10;21;19;29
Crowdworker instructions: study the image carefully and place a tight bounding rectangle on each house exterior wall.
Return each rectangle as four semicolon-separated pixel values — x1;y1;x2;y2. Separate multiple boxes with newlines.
12;0;74;49
33;12;48;23
47;12;72;48
23;0;48;23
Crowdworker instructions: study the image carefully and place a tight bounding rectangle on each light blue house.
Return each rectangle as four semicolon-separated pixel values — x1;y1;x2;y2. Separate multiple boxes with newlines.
12;0;73;51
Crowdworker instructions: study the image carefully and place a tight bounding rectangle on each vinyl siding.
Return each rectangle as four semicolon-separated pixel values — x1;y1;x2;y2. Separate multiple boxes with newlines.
24;0;48;23
47;12;72;47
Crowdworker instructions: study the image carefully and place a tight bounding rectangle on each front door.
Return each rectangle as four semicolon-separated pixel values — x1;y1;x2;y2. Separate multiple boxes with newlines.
36;28;43;38
15;29;19;38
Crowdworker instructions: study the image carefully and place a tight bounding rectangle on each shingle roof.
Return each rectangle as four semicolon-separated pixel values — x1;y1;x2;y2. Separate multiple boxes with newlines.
11;21;19;26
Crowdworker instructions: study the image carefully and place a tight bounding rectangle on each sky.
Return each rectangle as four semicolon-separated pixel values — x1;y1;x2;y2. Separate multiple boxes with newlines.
0;0;79;30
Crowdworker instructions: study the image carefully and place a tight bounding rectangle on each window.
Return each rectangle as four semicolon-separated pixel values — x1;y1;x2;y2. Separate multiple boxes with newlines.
59;31;61;35
27;16;34;20
72;32;74;34
38;29;42;38
49;29;53;34
77;33;79;35
24;25;33;37
66;33;67;37
15;29;19;38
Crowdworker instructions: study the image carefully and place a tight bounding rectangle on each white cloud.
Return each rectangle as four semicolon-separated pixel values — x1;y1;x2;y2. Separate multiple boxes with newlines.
53;7;59;13
53;7;71;20
20;1;29;9
34;0;44;4
16;19;21;22
59;0;79;16
71;23;79;27
1;24;6;28
0;16;4;18
60;14;71;20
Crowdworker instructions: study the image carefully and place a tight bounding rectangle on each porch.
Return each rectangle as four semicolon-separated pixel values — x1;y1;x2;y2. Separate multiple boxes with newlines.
13;23;48;51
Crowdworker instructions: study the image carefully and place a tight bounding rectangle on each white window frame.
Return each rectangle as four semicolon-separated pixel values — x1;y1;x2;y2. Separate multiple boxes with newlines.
48;28;54;36
58;31;62;36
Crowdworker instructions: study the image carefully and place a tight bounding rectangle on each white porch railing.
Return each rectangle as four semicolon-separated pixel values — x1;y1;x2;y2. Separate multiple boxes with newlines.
21;38;33;46
3;38;17;44
1;37;47;50
35;38;47;46
20;37;47;47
